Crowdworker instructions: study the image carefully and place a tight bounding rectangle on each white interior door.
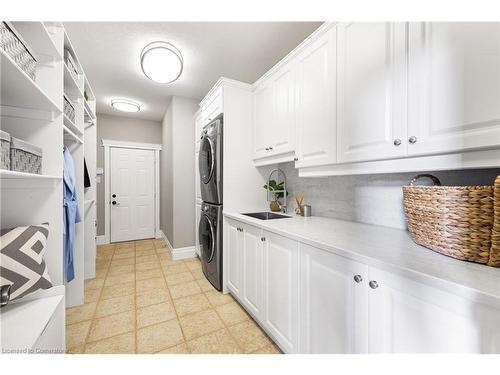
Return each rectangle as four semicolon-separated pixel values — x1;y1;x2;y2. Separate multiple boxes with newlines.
110;147;155;242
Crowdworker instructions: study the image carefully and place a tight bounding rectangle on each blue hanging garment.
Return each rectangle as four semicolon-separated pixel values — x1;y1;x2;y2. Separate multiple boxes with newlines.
63;146;81;282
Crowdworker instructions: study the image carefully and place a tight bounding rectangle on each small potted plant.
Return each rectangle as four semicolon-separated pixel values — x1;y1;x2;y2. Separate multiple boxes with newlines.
263;180;288;212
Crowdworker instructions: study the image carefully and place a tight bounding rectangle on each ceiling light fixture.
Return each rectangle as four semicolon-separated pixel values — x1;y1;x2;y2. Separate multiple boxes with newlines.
140;41;183;84
111;99;141;113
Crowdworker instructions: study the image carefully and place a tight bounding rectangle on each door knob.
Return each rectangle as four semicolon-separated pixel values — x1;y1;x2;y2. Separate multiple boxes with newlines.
393;139;401;146
294;157;298;162
112;201;120;205
353;275;363;283
261;237;266;242
268;146;273;150
112;201;117;205
112;194;116;198
265;147;269;151
408;136;417;144
369;280;379;289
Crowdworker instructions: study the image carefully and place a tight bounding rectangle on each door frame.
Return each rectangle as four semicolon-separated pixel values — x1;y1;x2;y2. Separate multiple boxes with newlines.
102;139;162;244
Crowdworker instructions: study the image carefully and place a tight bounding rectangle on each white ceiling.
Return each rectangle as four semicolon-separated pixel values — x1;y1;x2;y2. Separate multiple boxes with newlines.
64;22;323;121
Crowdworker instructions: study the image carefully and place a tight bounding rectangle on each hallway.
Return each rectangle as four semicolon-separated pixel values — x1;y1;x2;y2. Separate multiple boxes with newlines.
65;239;280;354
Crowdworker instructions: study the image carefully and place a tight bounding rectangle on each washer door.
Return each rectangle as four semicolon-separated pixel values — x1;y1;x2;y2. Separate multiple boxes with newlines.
199;135;214;184
198;214;216;263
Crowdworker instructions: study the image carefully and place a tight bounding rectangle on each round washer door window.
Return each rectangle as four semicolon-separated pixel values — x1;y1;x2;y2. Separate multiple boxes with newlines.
199;136;214;184
198;215;215;263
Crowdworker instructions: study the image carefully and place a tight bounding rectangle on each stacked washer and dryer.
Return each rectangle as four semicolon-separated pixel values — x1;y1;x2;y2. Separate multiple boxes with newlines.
198;114;223;291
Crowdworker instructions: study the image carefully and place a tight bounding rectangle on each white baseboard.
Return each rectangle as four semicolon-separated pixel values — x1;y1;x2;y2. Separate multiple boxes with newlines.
159;230;197;260
159;230;172;249
96;235;108;245
171;246;197;260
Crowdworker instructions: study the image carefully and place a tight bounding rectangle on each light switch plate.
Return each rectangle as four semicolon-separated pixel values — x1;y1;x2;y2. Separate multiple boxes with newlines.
96;167;103;175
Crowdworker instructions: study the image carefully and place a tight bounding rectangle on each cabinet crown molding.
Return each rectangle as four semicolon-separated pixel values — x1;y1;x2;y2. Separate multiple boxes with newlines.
199;77;253;108
252;22;337;89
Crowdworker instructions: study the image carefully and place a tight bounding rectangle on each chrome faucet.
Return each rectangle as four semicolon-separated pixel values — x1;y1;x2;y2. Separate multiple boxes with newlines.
267;168;287;214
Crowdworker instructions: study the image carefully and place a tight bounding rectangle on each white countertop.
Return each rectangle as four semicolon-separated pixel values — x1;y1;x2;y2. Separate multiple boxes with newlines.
224;212;500;306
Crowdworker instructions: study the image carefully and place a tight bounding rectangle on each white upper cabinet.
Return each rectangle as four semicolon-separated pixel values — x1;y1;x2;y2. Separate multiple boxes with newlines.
272;65;295;156
295;25;337;168
195;110;203;145
407;22;500;156
253;82;274;158
253;62;295;163
201;86;223;126
337;23;407;163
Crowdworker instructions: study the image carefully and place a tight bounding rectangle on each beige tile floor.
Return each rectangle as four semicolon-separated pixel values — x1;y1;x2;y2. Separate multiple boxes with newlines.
65;239;281;354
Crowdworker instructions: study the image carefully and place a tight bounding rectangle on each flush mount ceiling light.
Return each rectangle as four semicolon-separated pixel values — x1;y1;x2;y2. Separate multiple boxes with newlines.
111;99;141;113
140;41;183;84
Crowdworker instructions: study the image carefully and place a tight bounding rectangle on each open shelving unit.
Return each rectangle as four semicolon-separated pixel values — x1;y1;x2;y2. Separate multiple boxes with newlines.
82;75;97;280
1;22;97;352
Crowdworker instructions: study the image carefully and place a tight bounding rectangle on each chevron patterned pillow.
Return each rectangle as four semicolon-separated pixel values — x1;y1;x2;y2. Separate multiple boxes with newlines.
0;223;53;302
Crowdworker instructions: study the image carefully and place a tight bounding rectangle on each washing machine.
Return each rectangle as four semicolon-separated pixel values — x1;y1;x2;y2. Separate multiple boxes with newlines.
198;201;222;291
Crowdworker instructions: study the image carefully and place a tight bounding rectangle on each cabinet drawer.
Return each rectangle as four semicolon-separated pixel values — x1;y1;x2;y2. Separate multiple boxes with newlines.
202;88;223;125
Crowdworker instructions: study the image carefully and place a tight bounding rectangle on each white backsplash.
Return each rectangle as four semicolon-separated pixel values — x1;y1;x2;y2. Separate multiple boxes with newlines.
279;162;500;230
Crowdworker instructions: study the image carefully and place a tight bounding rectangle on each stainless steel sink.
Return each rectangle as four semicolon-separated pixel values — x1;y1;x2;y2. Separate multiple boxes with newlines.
242;212;291;220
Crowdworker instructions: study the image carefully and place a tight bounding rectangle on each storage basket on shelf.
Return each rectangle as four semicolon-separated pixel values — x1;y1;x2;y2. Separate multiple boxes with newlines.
64;49;79;79
10;137;42;174
0;130;11;170
63;95;75;123
0;22;37;81
403;174;500;267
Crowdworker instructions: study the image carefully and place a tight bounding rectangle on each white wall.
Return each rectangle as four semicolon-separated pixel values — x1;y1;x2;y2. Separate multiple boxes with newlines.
160;103;174;243
96;113;162;235
160;96;199;249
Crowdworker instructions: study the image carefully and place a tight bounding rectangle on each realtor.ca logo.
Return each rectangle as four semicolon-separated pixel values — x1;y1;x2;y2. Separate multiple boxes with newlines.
2;348;65;354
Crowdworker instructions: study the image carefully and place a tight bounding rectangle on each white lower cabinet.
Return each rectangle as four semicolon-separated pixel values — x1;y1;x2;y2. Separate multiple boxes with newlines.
241;224;264;319
263;231;299;353
226;220;299;353
299;243;368;353
226;220;243;297
226;219;500;353
367;267;500;353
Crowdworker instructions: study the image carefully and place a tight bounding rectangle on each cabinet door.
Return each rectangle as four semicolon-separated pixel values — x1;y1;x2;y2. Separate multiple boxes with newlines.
195;112;203;142
368;267;500;353
202;88;223;126
253;82;274;158
337;23;407;163
295;26;337;168
263;231;299;353
226;220;242;297
272;65;295;155
408;22;500;156
299;243;369;353
241;224;263;319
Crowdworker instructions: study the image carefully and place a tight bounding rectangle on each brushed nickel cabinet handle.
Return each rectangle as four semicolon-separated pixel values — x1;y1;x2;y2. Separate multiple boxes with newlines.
393;139;401;146
369;280;379;289
409;136;417;144
353;275;363;283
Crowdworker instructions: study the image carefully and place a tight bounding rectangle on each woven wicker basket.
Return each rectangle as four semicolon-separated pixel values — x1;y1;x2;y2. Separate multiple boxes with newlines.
403;174;500;267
